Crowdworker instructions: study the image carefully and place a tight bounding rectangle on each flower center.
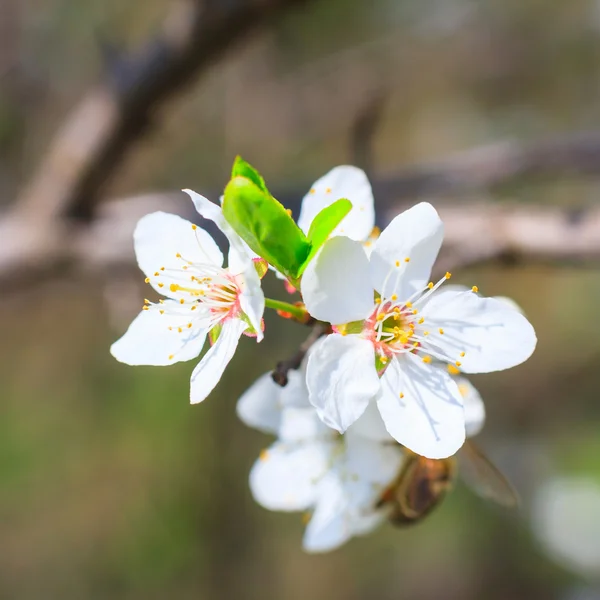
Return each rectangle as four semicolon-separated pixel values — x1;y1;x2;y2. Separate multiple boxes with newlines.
143;251;242;329
363;267;472;372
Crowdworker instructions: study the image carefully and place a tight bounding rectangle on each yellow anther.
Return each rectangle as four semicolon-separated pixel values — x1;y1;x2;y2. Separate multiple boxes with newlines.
472;285;479;293
168;354;174;360
447;364;460;375
395;260;400;267
424;331;430;336
404;257;410;263
455;361;462;367
170;283;180;293
438;328;444;335
154;271;160;277
180;299;185;305
445;272;452;279
168;327;173;331
177;327;182;333
428;282;434;289
309;188;316;194
418;317;425;324
393;307;400;314
286;208;292;216
187;323;192;329
460;351;465;357
176;253;181;258
412;309;418;315
375;297;381;304
260;449;269;461
191;305;197;311
325;187;332;193
144;299;150;304
159;299;165;304
192;224;197;230
159;310;164;315
422;355;432;364
376;313;385;321
405;301;412;308
158;283;164;288
142;306;149;311
391;294;398;301
160;266;165;271
380;356;388;364
399;392;404;399
144;277;150;283
183;265;188;270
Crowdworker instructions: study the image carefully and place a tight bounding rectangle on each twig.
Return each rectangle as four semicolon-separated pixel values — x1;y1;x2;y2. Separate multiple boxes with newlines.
372;131;600;201
271;322;331;386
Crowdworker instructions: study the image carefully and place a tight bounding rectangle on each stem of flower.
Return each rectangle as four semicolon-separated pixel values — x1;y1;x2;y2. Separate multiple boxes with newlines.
264;298;307;320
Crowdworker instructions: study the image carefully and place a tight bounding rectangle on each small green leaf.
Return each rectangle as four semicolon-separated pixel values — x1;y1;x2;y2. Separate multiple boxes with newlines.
297;198;353;276
231;156;269;195
222;176;311;279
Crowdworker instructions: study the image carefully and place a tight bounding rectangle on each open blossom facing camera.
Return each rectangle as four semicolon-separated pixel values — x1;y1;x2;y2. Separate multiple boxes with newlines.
110;157;536;548
237;350;403;553
110;190;264;404
301;202;537;458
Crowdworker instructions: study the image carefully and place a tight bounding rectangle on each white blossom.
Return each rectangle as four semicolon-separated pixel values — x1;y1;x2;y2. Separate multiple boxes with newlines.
237;348;403;553
300;202;536;459
111;190;265;404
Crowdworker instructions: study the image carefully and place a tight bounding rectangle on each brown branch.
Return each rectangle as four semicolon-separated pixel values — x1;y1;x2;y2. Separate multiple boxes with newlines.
373;131;600;201
431;202;600;276
0;0;309;290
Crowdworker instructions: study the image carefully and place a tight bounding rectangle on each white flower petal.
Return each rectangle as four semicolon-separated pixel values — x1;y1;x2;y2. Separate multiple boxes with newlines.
456;377;486;437
238;264;265;342
298;166;375;241
189;318;247;404
301;237;373;324
134;211;223;298
184;189;250;274
347;401;395;443
250;441;332;511
236;373;282;434
279;406;334;442
344;429;404;486
302;474;351;553
306;334;380;433
110;303;207;366
421;290;537;373
370;202;444;299
377;355;466;459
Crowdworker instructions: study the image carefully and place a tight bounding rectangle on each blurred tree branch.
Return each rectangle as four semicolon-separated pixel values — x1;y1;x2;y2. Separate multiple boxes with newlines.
0;0;308;290
373;131;600;200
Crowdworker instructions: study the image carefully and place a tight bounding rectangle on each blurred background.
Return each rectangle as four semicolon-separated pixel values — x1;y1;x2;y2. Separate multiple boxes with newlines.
2;0;600;598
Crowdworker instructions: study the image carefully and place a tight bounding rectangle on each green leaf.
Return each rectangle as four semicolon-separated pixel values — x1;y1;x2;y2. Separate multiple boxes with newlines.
222;176;311;279
231;156;269;196
297;198;353;276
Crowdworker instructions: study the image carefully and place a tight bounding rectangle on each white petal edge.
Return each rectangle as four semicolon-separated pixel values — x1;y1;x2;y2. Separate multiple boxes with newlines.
369;202;444;300
250;441;332;512
236;373;283;434
306;334;380;433
377;355;466;459
456;376;486;438
301;236;373;324
298;166;375;241
189;318;247;404
110;303;207;366
421;290;537;373
134;211;223;298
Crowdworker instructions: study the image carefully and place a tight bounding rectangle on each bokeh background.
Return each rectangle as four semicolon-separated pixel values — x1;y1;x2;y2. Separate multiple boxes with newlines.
2;0;600;598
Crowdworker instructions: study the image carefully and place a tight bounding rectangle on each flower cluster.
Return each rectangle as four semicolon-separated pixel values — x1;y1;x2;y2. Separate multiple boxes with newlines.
111;158;536;551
